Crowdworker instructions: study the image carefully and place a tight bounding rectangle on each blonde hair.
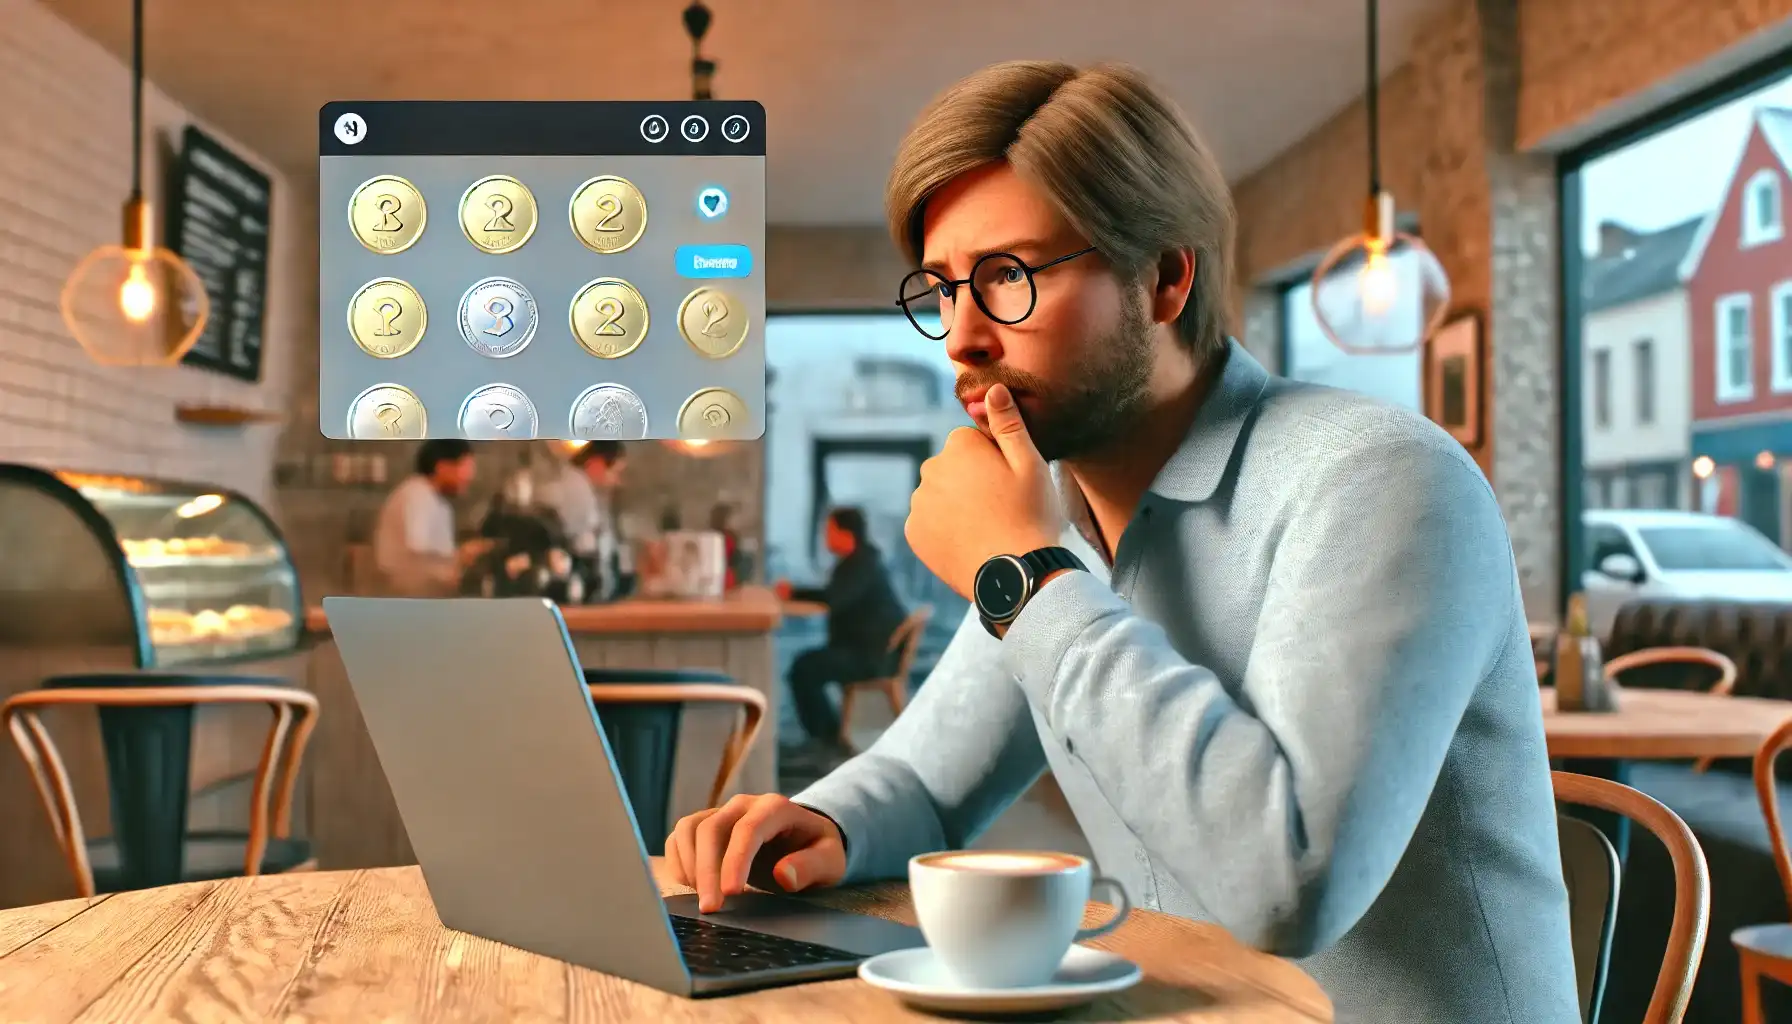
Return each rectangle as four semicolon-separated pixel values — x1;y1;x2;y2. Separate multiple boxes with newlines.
886;61;1235;358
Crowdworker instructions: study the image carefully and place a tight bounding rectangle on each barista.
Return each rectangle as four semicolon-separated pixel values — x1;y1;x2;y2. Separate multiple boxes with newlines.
543;441;628;597
371;440;490;596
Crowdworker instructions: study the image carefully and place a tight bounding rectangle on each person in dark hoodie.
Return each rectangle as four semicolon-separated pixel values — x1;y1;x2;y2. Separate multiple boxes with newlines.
775;506;908;756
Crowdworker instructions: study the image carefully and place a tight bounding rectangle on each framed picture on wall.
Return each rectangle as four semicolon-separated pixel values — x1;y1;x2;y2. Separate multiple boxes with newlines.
1425;312;1483;448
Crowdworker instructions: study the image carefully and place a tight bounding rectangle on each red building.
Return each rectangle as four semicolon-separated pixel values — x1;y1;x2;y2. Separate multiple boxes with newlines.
1683;107;1792;544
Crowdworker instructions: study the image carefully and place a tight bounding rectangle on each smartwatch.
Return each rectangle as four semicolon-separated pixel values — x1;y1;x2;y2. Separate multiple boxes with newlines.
973;546;1087;637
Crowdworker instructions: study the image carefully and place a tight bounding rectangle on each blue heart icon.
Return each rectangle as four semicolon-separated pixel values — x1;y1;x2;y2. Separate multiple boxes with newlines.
697;187;729;219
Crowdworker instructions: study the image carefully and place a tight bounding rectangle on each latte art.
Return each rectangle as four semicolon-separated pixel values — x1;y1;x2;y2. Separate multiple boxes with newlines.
918;851;1083;874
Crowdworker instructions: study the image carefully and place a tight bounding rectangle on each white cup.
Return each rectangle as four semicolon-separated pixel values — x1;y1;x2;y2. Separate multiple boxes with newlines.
908;850;1131;989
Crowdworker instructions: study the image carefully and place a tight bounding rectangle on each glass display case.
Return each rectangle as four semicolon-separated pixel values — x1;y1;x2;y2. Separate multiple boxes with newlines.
0;464;302;668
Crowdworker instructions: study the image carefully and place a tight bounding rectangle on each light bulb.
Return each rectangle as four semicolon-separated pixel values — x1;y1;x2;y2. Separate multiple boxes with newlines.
1358;249;1397;317
118;262;158;323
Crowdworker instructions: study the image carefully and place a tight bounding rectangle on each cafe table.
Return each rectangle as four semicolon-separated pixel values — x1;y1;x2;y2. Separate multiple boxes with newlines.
1539;685;1792;759
0;860;1332;1022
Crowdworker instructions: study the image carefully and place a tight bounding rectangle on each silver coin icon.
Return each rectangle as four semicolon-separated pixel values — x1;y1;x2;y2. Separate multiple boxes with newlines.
346;384;427;439
457;277;539;358
569;384;650;440
458;384;539;440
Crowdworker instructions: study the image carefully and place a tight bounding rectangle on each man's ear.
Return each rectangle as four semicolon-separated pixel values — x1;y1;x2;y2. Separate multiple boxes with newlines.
1152;247;1197;325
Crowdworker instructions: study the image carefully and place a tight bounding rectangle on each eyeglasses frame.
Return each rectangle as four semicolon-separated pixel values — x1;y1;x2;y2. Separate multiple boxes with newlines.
895;246;1100;340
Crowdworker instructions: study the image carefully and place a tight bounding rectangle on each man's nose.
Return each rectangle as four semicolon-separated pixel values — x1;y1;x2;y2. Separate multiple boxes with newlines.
944;297;1002;365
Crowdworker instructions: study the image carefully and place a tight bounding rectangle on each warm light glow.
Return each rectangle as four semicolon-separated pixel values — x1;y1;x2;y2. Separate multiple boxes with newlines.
1358;248;1397;317
175;493;224;518
1756;450;1777;471
118;261;158;323
685;439;711;448
1692;456;1716;480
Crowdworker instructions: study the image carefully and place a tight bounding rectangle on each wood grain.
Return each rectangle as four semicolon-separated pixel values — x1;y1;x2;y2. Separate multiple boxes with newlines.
0;862;1332;1022
1539;686;1792;760
304;588;786;636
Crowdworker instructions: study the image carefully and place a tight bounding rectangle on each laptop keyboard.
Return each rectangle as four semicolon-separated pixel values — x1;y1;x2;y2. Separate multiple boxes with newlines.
668;913;862;976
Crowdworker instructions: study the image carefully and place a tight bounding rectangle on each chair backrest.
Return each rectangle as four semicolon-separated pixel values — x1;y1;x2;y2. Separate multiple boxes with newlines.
1;684;319;897
1602;646;1738;697
1754;715;1792;921
1553;770;1711;1024
1558;814;1620;1023
886;605;934;682
584;683;767;813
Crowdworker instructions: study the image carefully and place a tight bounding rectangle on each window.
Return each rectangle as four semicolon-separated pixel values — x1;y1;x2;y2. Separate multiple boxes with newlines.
1774;280;1792;392
1633;338;1655;424
1590;348;1612;428
1279;254;1422;409
1586;525;1636;571
1637;523;1792;571
1742;169;1784;247
1715;293;1754;401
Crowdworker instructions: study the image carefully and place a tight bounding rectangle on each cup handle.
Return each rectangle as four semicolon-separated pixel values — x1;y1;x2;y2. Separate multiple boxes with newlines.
1075;876;1132;942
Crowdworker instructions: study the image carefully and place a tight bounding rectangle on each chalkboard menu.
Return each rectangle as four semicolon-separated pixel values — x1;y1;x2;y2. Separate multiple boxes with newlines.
166;125;273;382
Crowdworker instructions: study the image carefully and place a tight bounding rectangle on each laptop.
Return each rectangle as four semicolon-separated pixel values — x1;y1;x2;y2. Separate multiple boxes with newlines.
324;595;924;997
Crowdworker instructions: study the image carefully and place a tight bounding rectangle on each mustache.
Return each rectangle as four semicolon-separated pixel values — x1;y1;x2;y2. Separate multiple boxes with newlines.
954;366;1053;403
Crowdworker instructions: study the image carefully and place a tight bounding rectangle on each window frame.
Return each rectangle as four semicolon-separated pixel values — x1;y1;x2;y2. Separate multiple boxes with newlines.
1556;47;1792;620
1742;168;1785;248
1714;292;1755;403
1633;337;1656;425
1590;347;1613;429
1772;278;1792;393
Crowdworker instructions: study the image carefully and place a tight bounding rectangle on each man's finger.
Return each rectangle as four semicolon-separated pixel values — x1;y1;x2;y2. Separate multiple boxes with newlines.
719;802;792;895
693;800;749;912
983;383;1044;473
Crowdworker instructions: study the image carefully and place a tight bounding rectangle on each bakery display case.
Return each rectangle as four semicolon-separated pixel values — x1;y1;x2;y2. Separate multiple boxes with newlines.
0;464;302;668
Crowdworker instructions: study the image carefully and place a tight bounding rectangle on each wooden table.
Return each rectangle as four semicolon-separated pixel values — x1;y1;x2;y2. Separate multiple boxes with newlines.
1540;686;1792;759
781;599;828;618
0;861;1331;1022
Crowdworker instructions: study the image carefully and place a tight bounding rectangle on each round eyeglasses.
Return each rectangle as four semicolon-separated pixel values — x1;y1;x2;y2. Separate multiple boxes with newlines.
896;247;1098;340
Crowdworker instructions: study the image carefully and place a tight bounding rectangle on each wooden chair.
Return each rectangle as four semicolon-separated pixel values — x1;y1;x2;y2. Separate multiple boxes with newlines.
2;683;319;898
1603;646;1738;772
585;683;766;812
1558;814;1621;1024
1734;715;1792;1024
838;605;932;750
1554;770;1711;1024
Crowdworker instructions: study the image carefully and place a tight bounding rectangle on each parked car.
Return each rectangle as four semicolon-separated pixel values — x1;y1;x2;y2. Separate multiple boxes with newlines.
1581;508;1792;639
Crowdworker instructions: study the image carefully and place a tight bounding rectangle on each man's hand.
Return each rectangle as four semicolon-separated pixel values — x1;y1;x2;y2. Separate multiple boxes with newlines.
664;794;847;913
455;538;494;568
907;383;1064;598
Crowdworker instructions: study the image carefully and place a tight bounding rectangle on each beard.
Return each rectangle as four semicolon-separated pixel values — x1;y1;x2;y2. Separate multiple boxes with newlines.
954;292;1155;462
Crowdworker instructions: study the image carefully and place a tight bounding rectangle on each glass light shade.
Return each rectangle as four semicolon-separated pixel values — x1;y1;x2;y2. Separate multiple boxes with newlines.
60;244;209;367
1309;232;1450;356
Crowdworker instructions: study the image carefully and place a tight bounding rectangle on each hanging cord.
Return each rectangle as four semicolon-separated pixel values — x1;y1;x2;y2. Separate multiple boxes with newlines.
130;0;143;200
1366;0;1380;196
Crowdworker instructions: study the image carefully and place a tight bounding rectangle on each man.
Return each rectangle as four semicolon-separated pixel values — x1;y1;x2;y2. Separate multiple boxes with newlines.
543;441;628;597
773;507;908;756
664;60;1577;1022
372;439;487;596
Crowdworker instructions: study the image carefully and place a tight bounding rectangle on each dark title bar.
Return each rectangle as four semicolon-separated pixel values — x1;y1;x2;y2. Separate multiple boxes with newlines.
318;101;766;158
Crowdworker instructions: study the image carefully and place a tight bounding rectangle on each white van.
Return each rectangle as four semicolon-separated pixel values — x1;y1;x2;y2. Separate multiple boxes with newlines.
1580;508;1792;640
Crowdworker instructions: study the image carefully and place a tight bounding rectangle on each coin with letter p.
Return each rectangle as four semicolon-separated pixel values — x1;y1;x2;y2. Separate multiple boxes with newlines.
569;278;649;359
347;175;426;254
458;384;539;440
569;175;648;254
677;286;749;359
677;387;752;440
459;174;538;254
347;384;427;439
346;277;426;358
458;277;539;359
569;384;650;440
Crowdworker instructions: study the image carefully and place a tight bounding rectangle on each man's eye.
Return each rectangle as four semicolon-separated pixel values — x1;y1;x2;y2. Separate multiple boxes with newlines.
1000;267;1025;285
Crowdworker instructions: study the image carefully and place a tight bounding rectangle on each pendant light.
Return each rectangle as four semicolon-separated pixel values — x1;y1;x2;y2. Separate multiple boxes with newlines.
59;0;208;367
1309;0;1449;355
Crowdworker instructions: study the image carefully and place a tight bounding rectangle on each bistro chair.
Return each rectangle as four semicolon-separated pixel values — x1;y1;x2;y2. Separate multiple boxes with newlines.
1554;770;1711;1024
1559;813;1621;1024
1602;646;1738;772
838;605;933;751
1734;715;1792;1024
584;677;766;853
3;679;319;898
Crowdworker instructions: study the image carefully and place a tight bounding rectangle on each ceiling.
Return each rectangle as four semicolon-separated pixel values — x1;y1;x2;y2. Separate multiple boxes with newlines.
41;0;1446;224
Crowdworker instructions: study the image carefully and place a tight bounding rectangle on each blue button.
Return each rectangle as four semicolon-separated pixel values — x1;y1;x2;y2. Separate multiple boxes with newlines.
676;244;754;279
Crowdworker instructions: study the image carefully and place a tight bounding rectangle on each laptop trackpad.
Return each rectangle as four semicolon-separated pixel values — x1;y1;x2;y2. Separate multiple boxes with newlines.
664;892;925;957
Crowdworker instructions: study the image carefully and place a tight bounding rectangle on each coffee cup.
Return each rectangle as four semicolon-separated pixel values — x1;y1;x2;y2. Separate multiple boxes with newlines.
908;850;1131;989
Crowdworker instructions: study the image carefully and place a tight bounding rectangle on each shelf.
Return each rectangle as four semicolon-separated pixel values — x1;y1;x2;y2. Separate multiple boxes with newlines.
175;404;284;426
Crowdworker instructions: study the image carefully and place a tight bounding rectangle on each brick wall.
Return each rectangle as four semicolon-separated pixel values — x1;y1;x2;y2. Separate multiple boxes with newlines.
1229;0;1790;619
0;0;299;508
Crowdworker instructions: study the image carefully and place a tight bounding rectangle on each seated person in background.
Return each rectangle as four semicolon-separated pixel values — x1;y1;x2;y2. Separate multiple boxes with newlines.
774;507;908;756
372;439;490;596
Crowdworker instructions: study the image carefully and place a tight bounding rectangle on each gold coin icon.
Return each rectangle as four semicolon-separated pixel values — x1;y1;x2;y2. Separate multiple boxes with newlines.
458;174;538;254
569;175;648;254
346;277;427;358
677;286;750;359
569;278;650;359
347;384;427;439
677;387;752;440
347;175;427;254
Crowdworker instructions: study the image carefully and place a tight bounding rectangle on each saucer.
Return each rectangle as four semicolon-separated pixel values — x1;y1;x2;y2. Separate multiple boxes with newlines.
858;944;1142;1014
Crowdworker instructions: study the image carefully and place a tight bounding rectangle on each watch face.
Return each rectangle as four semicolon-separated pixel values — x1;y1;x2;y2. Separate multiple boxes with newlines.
974;556;1029;621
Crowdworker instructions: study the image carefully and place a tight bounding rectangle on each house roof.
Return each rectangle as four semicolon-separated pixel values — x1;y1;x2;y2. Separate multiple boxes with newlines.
1582;217;1702;313
1679;106;1792;281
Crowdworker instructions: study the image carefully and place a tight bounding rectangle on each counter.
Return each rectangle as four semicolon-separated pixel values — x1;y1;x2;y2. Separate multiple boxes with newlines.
303;588;784;871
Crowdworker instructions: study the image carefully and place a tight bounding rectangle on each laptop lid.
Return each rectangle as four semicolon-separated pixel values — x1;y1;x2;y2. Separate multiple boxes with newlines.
323;595;693;995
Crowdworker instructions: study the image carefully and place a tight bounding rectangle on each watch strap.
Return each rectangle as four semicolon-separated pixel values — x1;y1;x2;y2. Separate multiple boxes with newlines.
1021;546;1085;584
